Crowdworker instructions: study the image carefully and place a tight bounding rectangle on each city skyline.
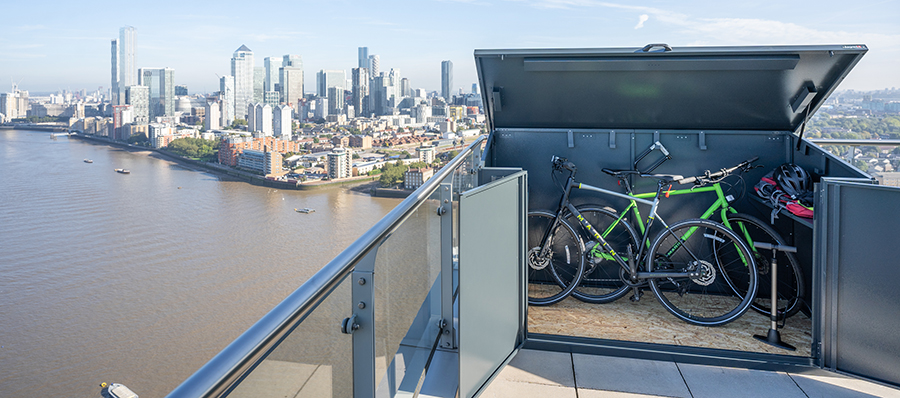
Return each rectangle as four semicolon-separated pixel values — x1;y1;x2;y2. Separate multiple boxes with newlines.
1;0;899;93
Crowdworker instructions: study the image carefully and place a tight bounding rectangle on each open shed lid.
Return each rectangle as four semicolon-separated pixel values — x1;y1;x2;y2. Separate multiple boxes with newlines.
475;44;866;132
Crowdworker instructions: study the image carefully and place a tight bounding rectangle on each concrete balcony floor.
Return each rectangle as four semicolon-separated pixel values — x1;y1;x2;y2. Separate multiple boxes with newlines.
482;349;900;398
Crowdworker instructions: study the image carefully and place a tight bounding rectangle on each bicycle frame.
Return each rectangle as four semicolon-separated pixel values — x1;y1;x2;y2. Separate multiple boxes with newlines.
622;181;761;262
540;170;704;281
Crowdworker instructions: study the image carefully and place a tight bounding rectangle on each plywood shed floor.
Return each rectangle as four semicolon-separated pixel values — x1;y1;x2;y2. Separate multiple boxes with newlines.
528;291;812;357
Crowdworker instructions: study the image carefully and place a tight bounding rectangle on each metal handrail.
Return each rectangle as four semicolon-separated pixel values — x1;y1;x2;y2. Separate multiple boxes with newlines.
166;135;486;398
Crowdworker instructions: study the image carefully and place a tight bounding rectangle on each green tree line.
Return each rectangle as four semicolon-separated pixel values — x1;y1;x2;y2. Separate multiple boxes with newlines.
167;137;219;161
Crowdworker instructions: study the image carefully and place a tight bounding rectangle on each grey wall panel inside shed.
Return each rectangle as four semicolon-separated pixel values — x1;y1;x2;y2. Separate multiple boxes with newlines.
487;129;869;318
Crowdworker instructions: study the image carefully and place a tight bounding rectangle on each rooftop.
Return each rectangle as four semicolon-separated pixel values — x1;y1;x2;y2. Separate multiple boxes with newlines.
483;349;900;398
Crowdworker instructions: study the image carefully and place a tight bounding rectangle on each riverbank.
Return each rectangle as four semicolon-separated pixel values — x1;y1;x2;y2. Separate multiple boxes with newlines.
70;133;377;191
0;123;69;132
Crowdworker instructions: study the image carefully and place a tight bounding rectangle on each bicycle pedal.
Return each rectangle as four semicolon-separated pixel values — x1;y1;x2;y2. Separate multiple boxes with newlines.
629;288;643;302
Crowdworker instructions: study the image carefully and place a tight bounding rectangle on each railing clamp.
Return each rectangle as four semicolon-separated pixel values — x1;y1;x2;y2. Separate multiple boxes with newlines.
341;314;359;334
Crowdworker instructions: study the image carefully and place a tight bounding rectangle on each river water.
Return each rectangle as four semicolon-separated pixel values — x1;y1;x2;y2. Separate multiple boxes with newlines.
0;130;401;397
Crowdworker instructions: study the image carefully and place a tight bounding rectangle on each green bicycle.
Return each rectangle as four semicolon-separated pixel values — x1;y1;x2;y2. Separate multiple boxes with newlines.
575;155;804;318
528;156;757;326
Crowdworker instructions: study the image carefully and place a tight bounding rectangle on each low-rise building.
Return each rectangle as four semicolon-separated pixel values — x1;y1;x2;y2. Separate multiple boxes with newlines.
404;167;434;190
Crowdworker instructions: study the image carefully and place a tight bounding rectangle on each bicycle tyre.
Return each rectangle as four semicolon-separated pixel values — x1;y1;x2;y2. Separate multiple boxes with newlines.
648;218;757;326
527;211;586;306
721;213;805;318
567;206;638;304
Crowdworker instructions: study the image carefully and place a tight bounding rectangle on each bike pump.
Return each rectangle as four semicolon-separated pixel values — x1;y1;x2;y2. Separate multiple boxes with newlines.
752;242;796;351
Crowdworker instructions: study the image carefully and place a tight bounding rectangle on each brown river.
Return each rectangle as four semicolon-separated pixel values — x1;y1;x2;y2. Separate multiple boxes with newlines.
0;129;401;397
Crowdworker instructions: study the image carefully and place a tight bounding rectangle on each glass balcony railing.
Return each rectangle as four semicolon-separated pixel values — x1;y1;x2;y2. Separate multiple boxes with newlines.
167;136;485;398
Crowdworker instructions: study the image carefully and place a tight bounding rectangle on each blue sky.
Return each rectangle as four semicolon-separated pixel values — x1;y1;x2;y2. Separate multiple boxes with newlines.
2;0;898;94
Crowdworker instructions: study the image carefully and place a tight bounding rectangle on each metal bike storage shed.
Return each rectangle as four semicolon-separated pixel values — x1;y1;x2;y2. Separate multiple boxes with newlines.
474;44;900;388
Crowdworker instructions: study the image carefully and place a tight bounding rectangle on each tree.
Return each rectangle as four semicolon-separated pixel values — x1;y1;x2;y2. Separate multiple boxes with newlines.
166;137;219;161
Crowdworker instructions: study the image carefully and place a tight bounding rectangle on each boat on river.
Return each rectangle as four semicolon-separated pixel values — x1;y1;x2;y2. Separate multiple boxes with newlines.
100;382;138;398
294;208;315;214
84;159;93;163
115;168;130;174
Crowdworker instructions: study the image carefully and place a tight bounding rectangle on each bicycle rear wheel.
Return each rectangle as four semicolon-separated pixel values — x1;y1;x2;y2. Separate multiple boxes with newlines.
527;211;586;306
568;206;637;304
648;218;757;326
722;213;805;318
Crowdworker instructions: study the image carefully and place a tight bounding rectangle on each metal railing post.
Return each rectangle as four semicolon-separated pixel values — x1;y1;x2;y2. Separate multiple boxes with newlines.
439;182;456;349
352;249;378;398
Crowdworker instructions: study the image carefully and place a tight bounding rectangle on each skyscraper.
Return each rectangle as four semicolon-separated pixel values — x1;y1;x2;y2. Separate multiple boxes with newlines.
220;75;234;127
327;87;344;115
368;55;379;78
441;60;453;101
125;85;149;124
231;45;254;120
264;57;280;93
317;70;346;97
351;67;369;117
283;54;302;68
110;39;119;105
358;47;368;69
118;27;137;105
280;67;304;109
400;78;410;97
139;67;175;120
279;54;303;109
253;67;265;103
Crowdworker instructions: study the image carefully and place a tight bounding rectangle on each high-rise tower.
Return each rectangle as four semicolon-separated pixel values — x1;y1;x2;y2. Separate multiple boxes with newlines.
358;47;368;69
118;27;137;104
220;75;235;127
110;39;119;104
139;67;175;120
441;60;453;102
264;57;280;93
351;67;369;117
317;70;346;97
368;55;379;79
231;45;254;120
280;54;304;109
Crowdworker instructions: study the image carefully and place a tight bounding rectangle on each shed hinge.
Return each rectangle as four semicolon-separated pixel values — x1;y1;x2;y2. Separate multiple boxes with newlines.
699;131;707;151
567;130;574;148
341;314;359;334
609;130;616;149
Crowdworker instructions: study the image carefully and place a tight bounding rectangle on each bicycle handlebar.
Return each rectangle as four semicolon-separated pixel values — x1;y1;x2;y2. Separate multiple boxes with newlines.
674;156;759;186
551;155;577;173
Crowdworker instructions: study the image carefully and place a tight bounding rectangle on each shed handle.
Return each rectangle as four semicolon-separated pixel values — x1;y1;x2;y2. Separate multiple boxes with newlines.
640;43;673;52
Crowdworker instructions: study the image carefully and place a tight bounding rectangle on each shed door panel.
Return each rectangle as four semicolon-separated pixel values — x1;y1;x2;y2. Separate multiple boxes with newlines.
816;180;900;386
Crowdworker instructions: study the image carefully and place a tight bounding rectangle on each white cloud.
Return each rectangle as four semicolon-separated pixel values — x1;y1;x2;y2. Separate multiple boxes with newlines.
635;14;649;29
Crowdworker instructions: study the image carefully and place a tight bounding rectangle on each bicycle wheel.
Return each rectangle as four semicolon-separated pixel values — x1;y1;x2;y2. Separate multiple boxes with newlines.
527;211;585;306
567;206;638;304
648;218;757;326
721;213;805;318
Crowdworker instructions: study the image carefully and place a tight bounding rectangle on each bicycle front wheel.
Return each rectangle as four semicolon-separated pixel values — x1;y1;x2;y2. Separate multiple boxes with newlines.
568;206;637;304
648;218;757;326
527;211;586;306
722;213;805;318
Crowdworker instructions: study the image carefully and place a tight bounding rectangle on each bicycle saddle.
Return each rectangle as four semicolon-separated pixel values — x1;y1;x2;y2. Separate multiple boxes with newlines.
601;168;642;178
639;173;685;184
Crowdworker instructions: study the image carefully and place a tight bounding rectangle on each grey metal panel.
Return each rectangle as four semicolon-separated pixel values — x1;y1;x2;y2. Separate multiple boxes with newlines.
816;180;900;387
459;171;526;398
475;45;866;132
